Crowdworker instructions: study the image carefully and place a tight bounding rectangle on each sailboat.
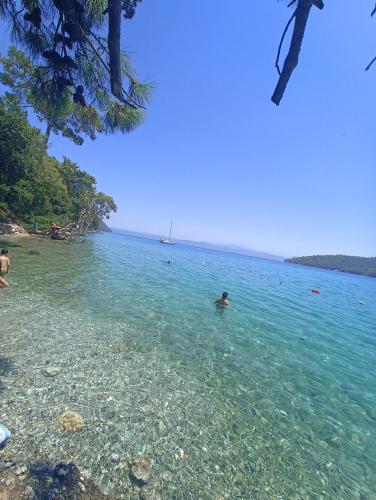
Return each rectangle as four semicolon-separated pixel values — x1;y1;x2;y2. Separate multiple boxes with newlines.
160;220;175;244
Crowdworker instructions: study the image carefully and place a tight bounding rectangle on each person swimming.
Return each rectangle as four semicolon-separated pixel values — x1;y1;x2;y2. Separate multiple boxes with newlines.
215;291;229;306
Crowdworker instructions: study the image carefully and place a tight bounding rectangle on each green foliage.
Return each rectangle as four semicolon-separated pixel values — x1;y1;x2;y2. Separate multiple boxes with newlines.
0;94;117;227
92;192;117;222
23;214;67;230
0;0;152;143
0;201;10;219
105;101;143;133
285;255;376;278
0;47;127;144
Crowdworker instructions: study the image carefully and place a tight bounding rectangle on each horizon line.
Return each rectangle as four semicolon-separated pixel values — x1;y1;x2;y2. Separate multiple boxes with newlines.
109;226;285;260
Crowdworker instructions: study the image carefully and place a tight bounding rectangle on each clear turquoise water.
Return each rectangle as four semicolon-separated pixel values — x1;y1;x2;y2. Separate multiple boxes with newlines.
1;233;376;498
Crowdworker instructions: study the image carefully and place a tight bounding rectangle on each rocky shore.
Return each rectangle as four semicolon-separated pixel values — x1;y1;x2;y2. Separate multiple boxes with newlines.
0;221;110;240
0;223;30;237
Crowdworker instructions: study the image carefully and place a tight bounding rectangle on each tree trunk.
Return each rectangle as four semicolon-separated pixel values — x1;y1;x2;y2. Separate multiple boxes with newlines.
272;0;316;105
108;0;122;100
45;123;51;142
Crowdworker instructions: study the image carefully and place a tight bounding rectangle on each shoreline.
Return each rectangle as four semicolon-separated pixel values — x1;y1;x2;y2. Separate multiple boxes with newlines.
285;259;376;279
0;223;31;238
0;233;32;239
0;228;105;243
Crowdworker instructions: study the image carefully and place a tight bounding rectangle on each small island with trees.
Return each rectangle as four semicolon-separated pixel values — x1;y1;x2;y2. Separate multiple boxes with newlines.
285;255;376;278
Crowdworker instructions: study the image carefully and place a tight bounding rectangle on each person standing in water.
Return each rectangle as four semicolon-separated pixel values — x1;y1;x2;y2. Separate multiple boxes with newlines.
215;291;229;306
0;249;10;287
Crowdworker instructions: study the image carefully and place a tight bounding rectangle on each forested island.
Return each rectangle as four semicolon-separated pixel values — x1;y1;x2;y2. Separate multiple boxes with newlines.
285;255;376;278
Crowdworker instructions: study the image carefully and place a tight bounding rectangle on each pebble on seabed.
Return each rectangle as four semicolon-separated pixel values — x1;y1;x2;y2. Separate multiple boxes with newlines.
59;410;85;432
15;465;27;476
78;481;86;492
110;453;120;463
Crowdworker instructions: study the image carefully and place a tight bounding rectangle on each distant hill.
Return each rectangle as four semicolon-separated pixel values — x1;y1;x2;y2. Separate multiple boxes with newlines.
112;228;283;261
285;255;376;278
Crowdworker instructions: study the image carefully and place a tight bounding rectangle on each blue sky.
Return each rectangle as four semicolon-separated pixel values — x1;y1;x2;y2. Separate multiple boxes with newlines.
2;1;375;257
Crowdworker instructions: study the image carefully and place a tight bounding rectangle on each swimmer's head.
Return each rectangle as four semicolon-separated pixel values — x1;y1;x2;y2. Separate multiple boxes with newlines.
222;291;228;299
1;249;8;255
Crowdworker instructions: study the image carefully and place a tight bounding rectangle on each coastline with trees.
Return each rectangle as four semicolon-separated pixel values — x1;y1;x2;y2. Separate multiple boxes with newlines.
0;94;117;236
285;255;376;278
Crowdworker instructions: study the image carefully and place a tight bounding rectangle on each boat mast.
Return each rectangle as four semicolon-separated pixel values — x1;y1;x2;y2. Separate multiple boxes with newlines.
169;220;172;241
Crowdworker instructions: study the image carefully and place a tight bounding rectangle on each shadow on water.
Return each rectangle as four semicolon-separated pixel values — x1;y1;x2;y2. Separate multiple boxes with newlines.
0;355;13;393
215;303;229;319
0;355;13;377
0;239;23;248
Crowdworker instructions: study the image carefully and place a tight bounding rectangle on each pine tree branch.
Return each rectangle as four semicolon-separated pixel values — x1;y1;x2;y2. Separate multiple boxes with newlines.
83;36;144;109
367;4;376;70
275;9;297;76
365;55;376;71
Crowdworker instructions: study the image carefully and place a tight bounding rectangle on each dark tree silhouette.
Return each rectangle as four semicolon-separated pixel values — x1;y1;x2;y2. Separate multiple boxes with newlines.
0;0;150;140
273;1;376;104
2;0;376;119
272;0;324;105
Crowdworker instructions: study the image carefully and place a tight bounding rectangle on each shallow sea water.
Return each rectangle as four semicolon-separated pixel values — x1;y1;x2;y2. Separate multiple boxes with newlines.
1;233;376;499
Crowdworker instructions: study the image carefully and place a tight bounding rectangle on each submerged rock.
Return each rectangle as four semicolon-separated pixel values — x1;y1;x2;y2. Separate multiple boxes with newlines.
59;411;85;432
15;466;27;476
27;462;109;498
24;485;35;499
130;458;152;485
140;484;162;500
43;366;61;377
0;461;14;470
